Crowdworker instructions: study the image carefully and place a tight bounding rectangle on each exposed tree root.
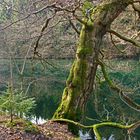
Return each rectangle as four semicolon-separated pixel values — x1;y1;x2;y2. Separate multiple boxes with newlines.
52;118;140;140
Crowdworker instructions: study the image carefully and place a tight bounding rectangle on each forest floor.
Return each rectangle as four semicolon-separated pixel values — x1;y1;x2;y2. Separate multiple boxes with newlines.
0;115;77;140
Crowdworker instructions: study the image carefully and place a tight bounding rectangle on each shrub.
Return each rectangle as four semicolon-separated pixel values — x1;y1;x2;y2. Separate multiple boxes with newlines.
0;86;36;122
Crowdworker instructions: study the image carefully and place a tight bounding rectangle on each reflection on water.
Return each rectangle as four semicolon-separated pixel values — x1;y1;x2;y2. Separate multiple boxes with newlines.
0;59;140;139
79;130;92;140
30;116;47;125
79;131;116;140
103;134;115;140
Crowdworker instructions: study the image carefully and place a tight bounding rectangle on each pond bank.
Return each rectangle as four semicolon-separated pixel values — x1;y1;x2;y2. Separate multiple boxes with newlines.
0;115;77;140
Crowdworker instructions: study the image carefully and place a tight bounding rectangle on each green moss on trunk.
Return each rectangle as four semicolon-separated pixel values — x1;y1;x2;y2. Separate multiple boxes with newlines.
53;0;132;121
53;18;94;120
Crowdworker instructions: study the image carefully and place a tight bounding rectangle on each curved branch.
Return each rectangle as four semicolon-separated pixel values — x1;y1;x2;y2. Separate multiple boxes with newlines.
73;13;87;25
34;13;56;54
52;118;92;129
98;60;140;112
93;122;134;140
109;33;125;53
52;118;140;140
69;19;80;35
108;29;140;48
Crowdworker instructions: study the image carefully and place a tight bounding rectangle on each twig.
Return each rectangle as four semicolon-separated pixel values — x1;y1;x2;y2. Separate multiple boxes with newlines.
108;29;140;48
109;33;125;53
98;60;140;112
69;19;80;35
34;13;56;54
0;3;57;31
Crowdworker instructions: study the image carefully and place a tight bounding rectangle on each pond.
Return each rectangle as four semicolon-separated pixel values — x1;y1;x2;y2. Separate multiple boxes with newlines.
0;58;139;139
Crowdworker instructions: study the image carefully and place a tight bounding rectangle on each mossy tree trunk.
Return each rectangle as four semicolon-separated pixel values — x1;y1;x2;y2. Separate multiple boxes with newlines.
53;0;133;121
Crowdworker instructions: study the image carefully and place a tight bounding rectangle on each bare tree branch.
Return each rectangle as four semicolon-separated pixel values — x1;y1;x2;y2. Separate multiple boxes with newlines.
109;33;125;53
0;2;57;31
108;29;140;48
69;19;80;35
34;13;56;54
98;60;140;112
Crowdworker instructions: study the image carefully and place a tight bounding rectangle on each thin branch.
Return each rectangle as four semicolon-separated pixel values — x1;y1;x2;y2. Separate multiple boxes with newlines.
0;1;82;31
69;19;80;35
108;29;140;48
73;13;87;24
0;2;57;31
33;52;57;68
32;3;56;14
17;18;62;42
54;2;87;25
54;1;81;13
34;13;56;54
98;60;140;112
109;33;125;53
0;15;31;31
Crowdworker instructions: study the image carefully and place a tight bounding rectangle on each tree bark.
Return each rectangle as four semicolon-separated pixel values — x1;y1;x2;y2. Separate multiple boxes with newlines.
53;0;133;121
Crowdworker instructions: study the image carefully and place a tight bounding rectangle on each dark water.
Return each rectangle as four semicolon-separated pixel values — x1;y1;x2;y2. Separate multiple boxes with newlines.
0;59;139;139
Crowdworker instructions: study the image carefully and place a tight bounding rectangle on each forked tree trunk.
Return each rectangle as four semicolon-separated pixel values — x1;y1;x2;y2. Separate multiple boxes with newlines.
53;0;132;121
